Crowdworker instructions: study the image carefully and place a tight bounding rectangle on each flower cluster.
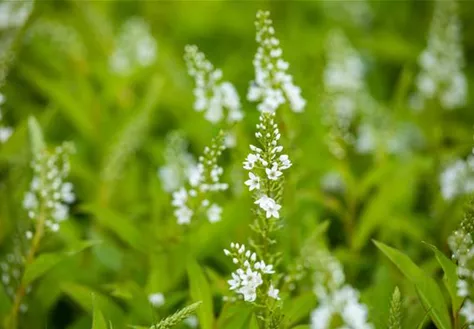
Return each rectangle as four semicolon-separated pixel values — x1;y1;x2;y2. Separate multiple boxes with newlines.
311;285;373;329
308;249;373;329
184;45;243;124
0;93;12;143
172;132;228;225
439;154;474;201
412;0;467;111
247;11;305;113
449;202;474;327
243;112;290;221
158;131;197;193
22;143;75;232
109;17;157;75
224;242;279;303
322;30;367;159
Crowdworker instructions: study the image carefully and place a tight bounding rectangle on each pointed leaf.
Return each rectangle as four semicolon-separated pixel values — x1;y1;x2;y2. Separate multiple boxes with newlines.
27;116;45;155
424;242;464;314
187;259;214;329
23;240;99;285
374;241;451;329
92;295;108;329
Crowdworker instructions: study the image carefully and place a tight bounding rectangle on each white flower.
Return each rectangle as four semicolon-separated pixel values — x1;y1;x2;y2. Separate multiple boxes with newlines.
0;126;13;143
172;188;188;207
461;300;474;324
175;206;193;225
184;315;199;328
207;203;222;223
23;192;37;210
440;156;474;201
268;284;280;300
148;292;165;308
265;163;282;180
228;272;241;290
413;0;467;110
279;154;292;169
311;285;373;329
245;172;260;191
110;17;157;75
238;283;257;302
254;195;281;219
243;153;259;170
184;45;243;124
247;11;305;113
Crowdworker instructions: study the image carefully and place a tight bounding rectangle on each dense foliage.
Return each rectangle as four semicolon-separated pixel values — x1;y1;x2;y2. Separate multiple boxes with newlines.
1;1;474;329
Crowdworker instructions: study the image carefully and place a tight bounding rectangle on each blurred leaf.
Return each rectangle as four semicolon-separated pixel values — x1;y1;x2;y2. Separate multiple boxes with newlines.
354;162;419;250
19;64;96;139
374;241;452;329
92;295;108;329
82;204;147;252
27;116;45;155
283;291;316;327
187;259;214;329
217;303;252;329
23;240;99;285
423;242;464;314
100;75;163;184
61;282;124;323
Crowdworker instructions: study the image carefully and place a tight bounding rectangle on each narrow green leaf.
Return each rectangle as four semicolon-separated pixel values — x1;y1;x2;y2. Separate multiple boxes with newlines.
82;204;147;252
374;241;451;329
101;76;163;183
92;295;108;329
424;242;464;314
61;282;124;323
283;292;317;326
23;240;99;285
187;259;214;329
27;116;45;155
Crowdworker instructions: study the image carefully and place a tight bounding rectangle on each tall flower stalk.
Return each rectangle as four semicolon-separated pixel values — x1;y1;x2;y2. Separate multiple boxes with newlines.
4;136;74;329
171;131;228;225
223;10;304;329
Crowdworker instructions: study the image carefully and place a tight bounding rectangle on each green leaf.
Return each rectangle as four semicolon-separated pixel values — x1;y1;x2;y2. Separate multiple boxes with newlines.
283;292;317;326
423;242;464;314
23;240;99;285
61;282;124;323
216;303;252;329
92;295;108;329
100;75;163;184
374;241;452;329
187;259;214;329
27;116;45;155
82;204;147;252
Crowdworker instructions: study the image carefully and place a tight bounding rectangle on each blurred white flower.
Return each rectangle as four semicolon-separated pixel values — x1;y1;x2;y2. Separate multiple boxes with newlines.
413;0;467;110
248;11;305;113
158;131;197;193
440;155;474;201
184;45;243;124
0;1;33;29
148;292;165;308
110;17;157;75
23;142;75;232
184;315;199;328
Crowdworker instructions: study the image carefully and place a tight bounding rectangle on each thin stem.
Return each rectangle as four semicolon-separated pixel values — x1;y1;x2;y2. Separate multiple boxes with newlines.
7;206;46;329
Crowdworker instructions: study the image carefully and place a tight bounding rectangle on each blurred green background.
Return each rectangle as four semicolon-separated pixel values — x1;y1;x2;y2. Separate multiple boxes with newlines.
1;1;474;329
